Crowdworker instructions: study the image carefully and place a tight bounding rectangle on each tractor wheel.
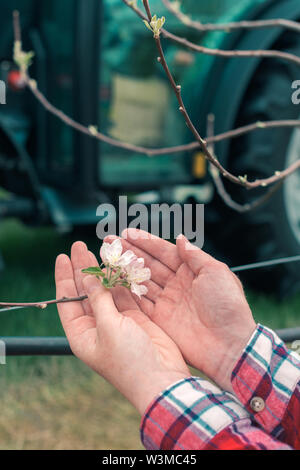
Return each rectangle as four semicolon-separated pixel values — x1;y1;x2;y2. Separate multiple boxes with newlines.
210;32;300;297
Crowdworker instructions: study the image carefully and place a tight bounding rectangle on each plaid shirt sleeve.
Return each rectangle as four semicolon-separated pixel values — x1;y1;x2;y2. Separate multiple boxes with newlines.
231;323;300;449
140;377;291;450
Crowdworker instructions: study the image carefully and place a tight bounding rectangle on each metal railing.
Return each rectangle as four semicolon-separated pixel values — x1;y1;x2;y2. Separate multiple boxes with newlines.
0;337;72;356
0;327;300;356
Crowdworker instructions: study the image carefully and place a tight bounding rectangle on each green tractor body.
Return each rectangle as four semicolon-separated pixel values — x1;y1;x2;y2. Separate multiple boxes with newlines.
0;0;300;294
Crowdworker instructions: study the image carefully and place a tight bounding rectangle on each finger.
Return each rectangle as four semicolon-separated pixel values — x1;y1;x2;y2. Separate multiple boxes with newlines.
88;250;99;266
176;235;216;275
71;242;98;316
111;281;160;314
134;295;154;317
121;228;181;272
83;275;120;331
104;235;175;287
55;254;96;340
111;285;139;312
143;280;163;303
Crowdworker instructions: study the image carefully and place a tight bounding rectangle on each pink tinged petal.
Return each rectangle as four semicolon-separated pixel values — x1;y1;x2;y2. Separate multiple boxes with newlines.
136;258;145;269
125;258;145;275
126;266;151;285
130;282;148;298
138;267;151;283
117;250;137;267
128;258;145;271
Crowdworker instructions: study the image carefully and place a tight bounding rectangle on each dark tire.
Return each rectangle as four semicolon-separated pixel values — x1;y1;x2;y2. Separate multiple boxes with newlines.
210;31;300;297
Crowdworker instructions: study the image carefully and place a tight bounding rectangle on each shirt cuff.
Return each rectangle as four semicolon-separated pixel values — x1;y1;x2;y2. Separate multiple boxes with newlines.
140;376;249;450
231;323;300;435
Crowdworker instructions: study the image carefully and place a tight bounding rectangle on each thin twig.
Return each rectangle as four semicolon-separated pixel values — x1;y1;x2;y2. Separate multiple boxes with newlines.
13;10;21;42
0;295;88;310
207;114;283;213
123;0;300;67
162;0;300;34
18;75;300;157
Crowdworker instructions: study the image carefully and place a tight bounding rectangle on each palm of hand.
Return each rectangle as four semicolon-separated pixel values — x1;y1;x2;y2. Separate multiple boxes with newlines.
136;250;255;391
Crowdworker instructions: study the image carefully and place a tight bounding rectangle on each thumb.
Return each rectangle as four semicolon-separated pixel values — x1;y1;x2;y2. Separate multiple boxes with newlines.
83;275;120;329
176;234;215;275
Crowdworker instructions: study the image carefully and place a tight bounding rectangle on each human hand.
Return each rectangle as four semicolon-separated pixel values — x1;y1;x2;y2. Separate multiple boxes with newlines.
55;242;190;415
105;230;256;393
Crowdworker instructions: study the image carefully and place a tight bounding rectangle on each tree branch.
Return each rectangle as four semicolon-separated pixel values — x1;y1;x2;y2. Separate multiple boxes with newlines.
141;0;300;190
19;73;300;157
162;0;300;34
12;10;300;192
122;0;300;67
207;114;283;213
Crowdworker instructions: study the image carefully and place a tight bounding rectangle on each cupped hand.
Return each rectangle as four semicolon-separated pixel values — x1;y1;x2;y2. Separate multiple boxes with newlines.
105;230;256;393
55;242;190;415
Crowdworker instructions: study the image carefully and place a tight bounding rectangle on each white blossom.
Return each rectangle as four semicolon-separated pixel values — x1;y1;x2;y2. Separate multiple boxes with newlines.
100;239;136;268
94;240;151;298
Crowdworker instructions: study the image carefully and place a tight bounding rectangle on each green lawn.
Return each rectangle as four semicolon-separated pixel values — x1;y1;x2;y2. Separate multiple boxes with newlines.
0;218;299;449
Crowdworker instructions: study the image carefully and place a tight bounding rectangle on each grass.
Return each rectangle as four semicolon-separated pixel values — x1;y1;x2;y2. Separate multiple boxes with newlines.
0;360;143;450
0;218;299;449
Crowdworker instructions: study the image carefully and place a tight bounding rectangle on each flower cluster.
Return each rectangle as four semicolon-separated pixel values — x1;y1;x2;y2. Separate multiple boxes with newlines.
82;239;151;298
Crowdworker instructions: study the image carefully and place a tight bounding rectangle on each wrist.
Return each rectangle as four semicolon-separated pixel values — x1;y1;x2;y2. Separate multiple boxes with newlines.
135;370;191;416
215;322;257;393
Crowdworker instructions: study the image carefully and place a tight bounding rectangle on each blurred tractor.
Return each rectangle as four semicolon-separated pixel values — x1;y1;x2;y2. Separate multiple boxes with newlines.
0;0;300;295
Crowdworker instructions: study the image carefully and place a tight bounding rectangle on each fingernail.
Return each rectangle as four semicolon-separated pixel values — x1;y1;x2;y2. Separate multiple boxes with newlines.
104;234;118;241
83;275;100;293
72;241;87;250
176;233;184;240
